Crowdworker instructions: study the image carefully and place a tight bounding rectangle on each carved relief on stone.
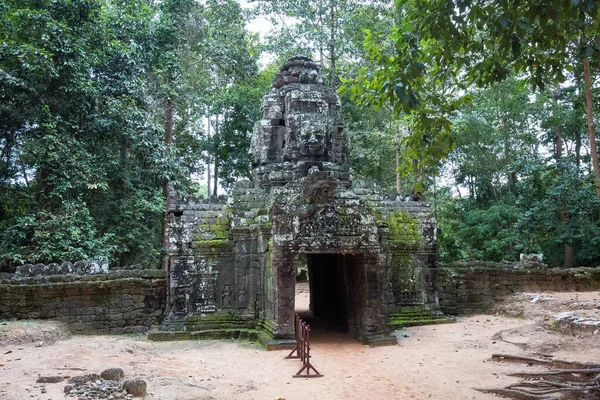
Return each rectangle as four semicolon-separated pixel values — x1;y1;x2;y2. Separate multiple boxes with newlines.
221;284;233;308
237;289;247;309
173;287;188;313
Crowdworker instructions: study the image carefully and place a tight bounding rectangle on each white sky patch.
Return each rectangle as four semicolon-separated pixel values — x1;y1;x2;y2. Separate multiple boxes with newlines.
239;0;301;67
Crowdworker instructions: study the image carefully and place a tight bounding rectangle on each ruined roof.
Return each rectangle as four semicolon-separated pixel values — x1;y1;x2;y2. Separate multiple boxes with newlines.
272;55;325;88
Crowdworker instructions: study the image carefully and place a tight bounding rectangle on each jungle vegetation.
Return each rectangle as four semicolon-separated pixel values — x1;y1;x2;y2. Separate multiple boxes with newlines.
1;0;599;269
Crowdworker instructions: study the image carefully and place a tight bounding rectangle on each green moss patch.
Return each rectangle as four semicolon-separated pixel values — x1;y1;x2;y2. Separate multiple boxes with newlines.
388;307;456;329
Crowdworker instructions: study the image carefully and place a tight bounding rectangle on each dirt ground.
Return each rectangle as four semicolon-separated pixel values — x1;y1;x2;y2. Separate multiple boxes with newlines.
1;287;599;400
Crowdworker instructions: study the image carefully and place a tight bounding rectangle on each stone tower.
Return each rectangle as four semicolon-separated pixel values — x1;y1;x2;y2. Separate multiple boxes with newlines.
162;55;437;346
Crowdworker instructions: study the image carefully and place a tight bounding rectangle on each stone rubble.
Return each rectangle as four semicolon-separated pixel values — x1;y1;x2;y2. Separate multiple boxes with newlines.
32;368;149;400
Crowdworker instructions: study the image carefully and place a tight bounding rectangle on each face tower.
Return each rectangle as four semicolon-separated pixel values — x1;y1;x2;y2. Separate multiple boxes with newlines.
249;55;349;188
163;55;437;347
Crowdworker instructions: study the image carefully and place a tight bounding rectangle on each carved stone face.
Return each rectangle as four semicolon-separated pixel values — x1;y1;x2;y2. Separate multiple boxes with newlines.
299;126;326;157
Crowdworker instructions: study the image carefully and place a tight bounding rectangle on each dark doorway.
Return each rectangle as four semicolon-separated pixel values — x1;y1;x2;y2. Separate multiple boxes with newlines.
301;253;363;334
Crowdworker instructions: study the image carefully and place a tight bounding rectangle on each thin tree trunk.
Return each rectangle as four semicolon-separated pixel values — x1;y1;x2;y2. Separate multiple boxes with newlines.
20;157;29;188
376;111;383;183
582;56;600;197
212;115;218;197
319;47;324;69
329;0;336;88
572;73;583;171
161;97;174;271
213;157;218;197
554;124;562;160
504;137;515;191
455;185;463;199
396;129;402;195
206;117;211;198
552;90;573;268
552;90;563;162
561;197;574;268
499;115;515;191
318;0;324;69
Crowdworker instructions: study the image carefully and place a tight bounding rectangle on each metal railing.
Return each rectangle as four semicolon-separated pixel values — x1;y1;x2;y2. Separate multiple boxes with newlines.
285;313;323;378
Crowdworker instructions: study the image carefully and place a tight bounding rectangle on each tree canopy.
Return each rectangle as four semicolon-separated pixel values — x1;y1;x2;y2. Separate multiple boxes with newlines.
1;0;600;269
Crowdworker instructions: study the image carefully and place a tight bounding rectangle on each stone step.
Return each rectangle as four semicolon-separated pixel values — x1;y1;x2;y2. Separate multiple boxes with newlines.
387;317;456;329
388;308;456;329
148;328;260;342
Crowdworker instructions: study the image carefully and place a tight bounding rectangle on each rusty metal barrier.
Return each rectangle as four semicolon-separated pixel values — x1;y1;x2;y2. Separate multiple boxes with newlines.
285;313;323;378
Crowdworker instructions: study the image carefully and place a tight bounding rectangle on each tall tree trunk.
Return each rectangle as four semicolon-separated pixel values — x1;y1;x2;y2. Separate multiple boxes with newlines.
552;90;573;268
574;75;583;170
499;115;515;191
319;47;324;69
561;197;574;268
318;0;324;69
212;115;218;197
206;117;211;198
503;137;516;191
396;129;402;195
161;97;174;271
582;56;600;197
213;157;218;197
329;0;336;88
376;111;383;183
20;156;29;188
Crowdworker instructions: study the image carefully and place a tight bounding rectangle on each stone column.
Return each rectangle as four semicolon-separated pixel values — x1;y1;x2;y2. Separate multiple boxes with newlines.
271;243;296;338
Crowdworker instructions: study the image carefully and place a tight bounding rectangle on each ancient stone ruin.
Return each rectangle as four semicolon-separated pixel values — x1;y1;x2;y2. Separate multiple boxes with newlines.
161;55;437;346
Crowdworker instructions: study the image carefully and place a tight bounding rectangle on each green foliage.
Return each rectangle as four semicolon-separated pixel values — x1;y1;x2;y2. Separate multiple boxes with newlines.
430;77;600;267
456;199;522;261
2;0;598;272
1;201;115;265
204;81;264;190
344;0;600;183
517;158;600;267
342;97;398;193
0;0;262;269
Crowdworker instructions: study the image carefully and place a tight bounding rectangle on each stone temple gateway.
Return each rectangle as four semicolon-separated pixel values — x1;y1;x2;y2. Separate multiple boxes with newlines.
163;55;437;346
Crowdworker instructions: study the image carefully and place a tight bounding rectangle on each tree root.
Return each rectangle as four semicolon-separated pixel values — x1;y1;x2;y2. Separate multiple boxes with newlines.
491;354;551;366
475;387;553;399
477;385;600;399
479;354;600;399
492;354;600;369
508;368;600;378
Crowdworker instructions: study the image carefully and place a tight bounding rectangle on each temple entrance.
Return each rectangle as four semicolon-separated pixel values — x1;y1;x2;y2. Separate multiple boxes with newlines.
295;253;364;336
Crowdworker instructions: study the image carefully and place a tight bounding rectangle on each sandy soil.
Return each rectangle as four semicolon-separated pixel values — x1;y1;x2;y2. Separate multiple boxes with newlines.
1;287;599;400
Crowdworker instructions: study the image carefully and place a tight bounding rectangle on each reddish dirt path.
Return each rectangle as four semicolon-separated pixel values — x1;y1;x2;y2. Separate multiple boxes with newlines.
1;290;598;400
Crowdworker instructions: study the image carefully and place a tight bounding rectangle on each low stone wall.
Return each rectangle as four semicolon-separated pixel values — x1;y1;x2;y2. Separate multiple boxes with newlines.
436;262;600;315
0;270;167;334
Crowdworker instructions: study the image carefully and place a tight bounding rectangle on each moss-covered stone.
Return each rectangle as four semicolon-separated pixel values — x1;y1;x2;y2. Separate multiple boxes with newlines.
191;239;229;249
387;211;421;249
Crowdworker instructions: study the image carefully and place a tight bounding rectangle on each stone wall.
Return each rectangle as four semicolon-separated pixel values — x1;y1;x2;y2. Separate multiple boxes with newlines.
436;262;600;315
15;260;109;276
0;270;167;334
